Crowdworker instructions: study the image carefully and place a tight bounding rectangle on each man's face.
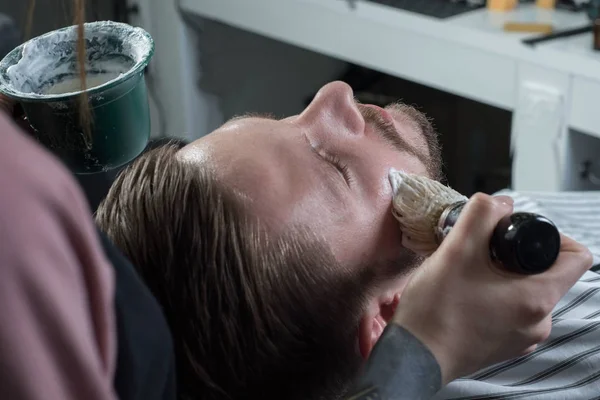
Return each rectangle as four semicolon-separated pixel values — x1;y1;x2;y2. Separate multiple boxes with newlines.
180;82;439;272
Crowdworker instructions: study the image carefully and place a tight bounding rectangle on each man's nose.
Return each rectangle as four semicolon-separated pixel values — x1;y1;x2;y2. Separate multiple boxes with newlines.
298;81;364;135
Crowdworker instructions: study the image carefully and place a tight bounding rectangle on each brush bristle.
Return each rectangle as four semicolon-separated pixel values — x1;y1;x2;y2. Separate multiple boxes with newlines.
389;170;467;256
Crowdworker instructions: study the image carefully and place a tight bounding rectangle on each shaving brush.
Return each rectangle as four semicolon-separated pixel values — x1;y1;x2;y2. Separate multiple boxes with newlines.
389;170;561;275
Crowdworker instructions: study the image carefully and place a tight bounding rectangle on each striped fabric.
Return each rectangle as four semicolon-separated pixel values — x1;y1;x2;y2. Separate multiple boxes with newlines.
434;190;600;400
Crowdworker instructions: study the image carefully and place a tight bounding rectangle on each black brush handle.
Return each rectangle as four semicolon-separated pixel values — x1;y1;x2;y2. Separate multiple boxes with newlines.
442;205;561;274
491;213;561;274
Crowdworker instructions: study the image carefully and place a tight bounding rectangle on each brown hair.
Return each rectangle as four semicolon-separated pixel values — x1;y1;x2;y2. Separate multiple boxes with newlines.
96;144;377;400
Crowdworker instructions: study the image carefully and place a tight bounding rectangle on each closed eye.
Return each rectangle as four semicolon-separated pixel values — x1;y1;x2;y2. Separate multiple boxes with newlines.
302;134;353;187
320;153;353;186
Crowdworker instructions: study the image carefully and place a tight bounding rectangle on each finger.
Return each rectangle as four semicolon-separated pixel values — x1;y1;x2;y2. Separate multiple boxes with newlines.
554;234;592;277
493;195;514;206
558;233;591;255
449;193;513;245
544;239;593;292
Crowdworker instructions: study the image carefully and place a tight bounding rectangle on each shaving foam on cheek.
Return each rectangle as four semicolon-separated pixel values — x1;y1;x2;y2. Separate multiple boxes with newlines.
388;168;403;197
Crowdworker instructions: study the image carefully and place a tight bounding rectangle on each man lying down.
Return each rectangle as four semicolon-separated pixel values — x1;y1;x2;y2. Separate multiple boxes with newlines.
96;81;600;400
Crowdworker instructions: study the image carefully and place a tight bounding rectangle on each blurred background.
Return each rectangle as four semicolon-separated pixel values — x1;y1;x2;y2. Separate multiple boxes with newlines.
2;0;600;197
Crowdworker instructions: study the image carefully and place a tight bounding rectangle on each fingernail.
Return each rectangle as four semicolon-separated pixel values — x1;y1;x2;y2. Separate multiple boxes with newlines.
494;195;514;207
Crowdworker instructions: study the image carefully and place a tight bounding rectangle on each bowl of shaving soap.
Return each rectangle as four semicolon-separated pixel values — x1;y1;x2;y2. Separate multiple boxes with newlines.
0;21;154;173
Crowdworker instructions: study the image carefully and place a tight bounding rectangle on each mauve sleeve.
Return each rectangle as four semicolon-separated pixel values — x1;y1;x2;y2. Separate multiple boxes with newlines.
0;113;117;400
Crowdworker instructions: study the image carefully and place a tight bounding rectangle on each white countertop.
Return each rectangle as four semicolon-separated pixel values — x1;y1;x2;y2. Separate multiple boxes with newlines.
178;0;600;191
181;0;598;111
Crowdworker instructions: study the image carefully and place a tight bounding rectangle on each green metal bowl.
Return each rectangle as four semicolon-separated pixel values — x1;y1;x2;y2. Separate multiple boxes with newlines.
0;21;154;173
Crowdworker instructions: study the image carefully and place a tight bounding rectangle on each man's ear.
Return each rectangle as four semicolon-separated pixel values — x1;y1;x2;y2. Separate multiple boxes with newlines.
358;294;400;359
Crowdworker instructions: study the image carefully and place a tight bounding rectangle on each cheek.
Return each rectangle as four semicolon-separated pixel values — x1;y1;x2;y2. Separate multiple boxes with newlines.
366;151;429;204
311;202;370;264
324;186;399;266
364;153;429;257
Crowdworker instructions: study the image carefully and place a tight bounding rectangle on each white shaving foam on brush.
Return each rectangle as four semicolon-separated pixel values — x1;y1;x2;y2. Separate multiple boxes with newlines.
388;169;562;274
389;169;467;256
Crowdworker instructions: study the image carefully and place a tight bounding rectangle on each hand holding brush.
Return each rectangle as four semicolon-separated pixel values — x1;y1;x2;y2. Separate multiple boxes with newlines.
350;190;593;398
389;170;561;274
391;194;593;384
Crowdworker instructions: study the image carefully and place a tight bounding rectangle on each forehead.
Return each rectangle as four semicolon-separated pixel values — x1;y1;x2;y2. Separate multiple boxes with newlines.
181;118;286;181
179;118;312;221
